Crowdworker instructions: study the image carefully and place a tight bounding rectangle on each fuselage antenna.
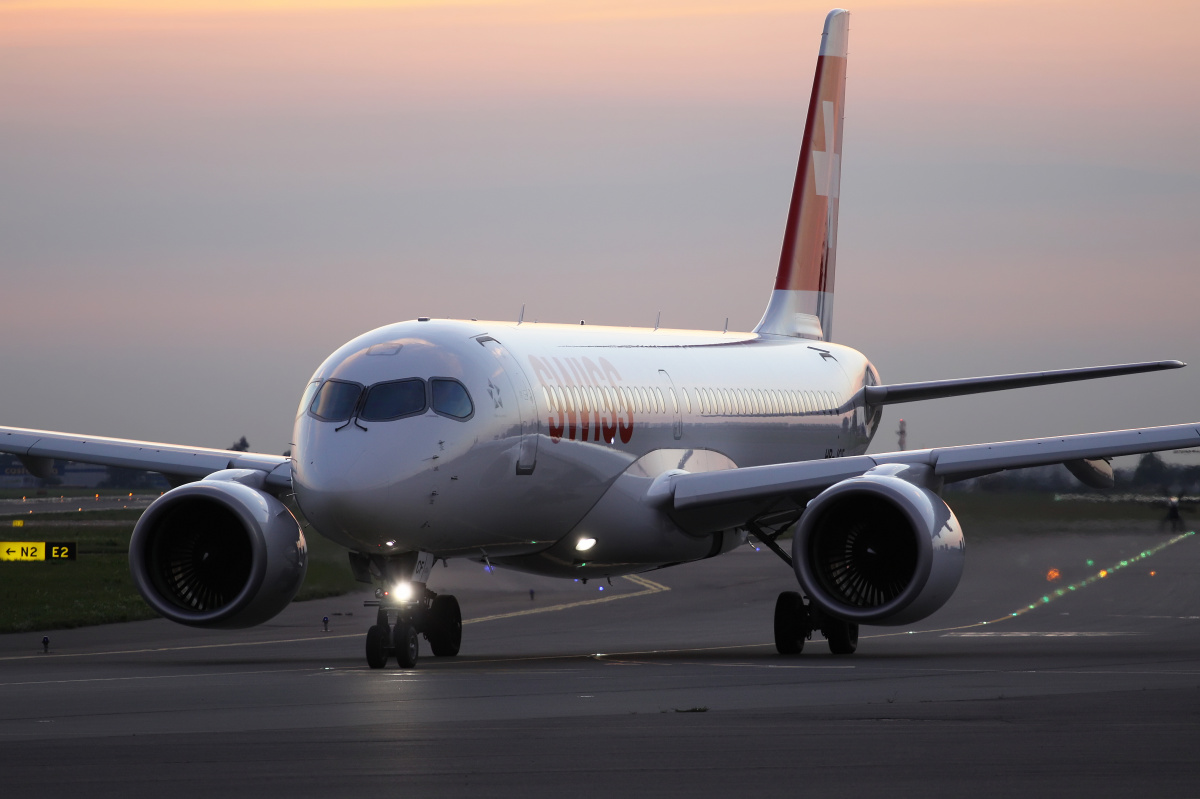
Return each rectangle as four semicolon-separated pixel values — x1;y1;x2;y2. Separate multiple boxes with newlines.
517;304;525;325
654;311;661;331
723;317;729;334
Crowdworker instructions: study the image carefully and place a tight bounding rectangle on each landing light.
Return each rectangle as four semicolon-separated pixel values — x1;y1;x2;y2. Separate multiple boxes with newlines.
576;537;596;552
393;582;414;601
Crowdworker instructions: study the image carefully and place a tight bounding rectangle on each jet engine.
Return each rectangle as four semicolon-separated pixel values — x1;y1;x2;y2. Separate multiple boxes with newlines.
792;468;964;626
129;471;307;629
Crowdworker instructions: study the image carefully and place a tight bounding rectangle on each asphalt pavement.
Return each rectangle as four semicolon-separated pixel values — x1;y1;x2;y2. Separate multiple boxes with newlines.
2;522;1198;797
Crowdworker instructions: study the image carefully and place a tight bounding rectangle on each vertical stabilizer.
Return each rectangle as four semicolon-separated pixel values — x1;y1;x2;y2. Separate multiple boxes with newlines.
754;9;849;341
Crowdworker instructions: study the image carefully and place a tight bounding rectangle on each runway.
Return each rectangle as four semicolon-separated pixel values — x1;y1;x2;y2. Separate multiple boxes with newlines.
2;522;1199;797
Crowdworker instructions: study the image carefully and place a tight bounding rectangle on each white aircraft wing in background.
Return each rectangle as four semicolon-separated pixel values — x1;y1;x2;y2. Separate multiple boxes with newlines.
0;426;291;491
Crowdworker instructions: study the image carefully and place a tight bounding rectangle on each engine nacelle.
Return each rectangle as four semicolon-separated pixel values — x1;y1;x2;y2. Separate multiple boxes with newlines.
129;471;307;629
792;470;964;626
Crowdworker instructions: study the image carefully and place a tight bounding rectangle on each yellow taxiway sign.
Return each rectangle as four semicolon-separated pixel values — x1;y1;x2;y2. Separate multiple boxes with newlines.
0;541;76;561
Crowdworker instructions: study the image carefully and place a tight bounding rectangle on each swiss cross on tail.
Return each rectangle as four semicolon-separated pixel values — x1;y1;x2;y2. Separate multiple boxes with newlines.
811;101;841;199
755;9;849;342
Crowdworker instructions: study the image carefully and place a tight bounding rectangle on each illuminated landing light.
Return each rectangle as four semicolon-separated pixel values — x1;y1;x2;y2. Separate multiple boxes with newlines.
576;537;596;552
385;540;397;547
393;582;414;602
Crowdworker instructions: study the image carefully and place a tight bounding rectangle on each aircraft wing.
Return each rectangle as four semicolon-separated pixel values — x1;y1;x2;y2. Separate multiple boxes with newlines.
0;426;291;490
668;423;1200;533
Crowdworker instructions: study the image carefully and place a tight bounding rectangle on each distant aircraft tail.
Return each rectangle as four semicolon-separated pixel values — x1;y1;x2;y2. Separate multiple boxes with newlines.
754;8;849;341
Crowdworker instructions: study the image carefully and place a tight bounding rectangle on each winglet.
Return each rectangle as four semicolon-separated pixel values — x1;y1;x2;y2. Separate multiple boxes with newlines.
755;9;849;341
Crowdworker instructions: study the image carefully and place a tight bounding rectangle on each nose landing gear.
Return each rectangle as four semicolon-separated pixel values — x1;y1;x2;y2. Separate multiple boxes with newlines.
363;586;462;669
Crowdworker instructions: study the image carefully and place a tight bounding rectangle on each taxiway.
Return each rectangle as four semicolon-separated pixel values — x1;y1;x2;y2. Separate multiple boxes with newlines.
2;520;1198;797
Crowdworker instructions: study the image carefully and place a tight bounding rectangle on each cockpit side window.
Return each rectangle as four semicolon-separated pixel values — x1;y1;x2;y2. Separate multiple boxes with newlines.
430;378;473;420
309;379;363;422
360;379;427;422
297;380;321;418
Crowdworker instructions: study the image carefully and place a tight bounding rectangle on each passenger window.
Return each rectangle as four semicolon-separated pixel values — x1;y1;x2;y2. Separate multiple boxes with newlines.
431;379;473;419
360;379;426;421
309;380;363;422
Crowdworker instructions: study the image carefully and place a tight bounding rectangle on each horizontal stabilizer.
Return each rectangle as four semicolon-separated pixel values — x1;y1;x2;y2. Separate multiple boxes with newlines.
864;361;1184;406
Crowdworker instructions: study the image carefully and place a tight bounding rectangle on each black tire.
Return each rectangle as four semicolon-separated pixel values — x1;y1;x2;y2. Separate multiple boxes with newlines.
427;594;463;657
393;622;419;668
774;591;809;655
365;624;389;669
825;619;859;655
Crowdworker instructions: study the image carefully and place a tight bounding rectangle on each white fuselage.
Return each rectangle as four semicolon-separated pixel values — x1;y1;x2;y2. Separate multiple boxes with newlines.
291;319;881;577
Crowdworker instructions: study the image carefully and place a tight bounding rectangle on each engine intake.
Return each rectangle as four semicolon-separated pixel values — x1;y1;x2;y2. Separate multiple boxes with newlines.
129;472;307;628
793;470;964;626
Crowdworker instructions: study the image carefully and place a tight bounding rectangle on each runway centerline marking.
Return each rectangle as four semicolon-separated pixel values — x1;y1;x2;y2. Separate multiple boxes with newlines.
0;575;671;662
943;632;1141;638
463;575;670;625
0;666;324;688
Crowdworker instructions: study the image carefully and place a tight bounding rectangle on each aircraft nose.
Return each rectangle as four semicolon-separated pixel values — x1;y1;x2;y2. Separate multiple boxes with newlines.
291;417;449;546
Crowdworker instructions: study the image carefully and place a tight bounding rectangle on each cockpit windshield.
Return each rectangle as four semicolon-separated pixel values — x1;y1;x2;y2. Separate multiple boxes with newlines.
309;380;363;422
431;378;473;419
360;379;426;421
306;376;473;423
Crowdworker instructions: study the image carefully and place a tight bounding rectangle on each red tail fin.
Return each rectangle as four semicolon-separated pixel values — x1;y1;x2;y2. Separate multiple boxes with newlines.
754;9;849;341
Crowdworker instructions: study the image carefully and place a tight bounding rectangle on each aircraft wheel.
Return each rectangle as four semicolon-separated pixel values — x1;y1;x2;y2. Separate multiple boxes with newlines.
427;594;462;657
773;591;809;655
393;622;419;669
365;624;389;669
825;619;859;655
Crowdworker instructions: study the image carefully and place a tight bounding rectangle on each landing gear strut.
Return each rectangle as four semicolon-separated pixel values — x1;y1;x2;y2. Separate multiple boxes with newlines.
772;591;859;656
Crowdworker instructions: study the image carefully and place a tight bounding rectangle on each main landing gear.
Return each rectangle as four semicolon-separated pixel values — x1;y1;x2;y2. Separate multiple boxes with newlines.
773;591;858;656
747;518;860;657
364;587;462;669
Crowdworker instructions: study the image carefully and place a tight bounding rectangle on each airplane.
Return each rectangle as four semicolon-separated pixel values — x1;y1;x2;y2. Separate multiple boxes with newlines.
2;8;1196;668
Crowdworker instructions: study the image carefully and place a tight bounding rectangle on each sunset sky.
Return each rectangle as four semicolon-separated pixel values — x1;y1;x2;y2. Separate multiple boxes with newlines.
2;0;1197;460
